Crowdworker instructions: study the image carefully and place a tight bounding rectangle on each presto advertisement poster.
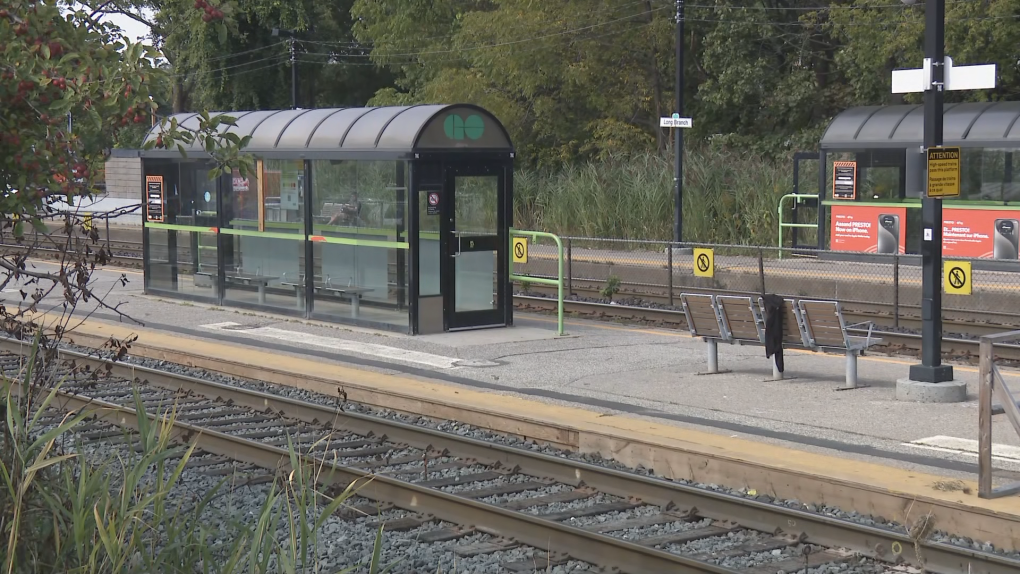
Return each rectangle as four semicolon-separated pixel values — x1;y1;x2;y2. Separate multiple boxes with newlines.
830;205;907;254
943;209;1020;260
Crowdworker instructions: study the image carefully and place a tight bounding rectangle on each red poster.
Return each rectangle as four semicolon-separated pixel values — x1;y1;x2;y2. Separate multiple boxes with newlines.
943;208;1020;260
830;205;907;254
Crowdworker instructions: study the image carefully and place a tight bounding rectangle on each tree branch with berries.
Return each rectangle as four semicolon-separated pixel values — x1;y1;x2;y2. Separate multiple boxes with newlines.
0;0;252;344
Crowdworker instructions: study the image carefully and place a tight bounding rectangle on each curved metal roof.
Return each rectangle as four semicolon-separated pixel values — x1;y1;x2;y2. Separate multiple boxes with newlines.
142;104;513;155
821;101;1020;149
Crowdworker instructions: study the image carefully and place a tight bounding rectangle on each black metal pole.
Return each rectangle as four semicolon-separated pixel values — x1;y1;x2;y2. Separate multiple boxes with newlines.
909;0;952;383
290;38;297;109
673;0;684;243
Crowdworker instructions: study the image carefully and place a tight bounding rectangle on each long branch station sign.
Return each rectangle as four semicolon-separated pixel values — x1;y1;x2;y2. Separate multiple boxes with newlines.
927;146;961;199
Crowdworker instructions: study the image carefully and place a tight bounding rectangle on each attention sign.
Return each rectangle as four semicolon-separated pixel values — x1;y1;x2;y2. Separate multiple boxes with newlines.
927;147;961;198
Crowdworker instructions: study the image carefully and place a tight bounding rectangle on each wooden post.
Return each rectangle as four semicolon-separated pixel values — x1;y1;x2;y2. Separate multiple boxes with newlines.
978;336;994;498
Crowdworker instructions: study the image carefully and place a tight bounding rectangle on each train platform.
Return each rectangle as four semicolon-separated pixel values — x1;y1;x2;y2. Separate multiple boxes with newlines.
16;260;1020;549
18;262;1020;489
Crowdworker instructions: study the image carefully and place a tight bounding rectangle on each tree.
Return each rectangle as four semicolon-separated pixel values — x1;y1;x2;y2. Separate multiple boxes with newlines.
0;0;250;338
81;0;392;113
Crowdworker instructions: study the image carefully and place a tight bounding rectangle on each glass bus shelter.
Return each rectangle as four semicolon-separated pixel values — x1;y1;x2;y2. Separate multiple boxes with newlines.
136;104;515;334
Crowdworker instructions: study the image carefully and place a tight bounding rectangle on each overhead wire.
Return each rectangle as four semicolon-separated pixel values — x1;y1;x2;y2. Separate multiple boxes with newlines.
156;0;1015;80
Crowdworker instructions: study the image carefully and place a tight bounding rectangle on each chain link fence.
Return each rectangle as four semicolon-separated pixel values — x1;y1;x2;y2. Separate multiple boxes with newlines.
511;235;1020;321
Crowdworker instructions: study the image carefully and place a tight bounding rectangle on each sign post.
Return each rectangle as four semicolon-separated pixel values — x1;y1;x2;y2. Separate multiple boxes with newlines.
889;0;994;396
661;113;693;245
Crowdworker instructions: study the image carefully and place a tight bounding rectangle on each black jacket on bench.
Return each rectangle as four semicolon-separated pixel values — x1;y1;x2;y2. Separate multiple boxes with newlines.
762;294;784;373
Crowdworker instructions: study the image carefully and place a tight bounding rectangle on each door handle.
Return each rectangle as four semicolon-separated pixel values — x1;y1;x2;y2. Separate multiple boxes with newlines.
451;230;461;257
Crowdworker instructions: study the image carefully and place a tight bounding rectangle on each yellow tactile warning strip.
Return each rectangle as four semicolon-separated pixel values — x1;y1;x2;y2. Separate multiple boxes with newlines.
32;314;1020;548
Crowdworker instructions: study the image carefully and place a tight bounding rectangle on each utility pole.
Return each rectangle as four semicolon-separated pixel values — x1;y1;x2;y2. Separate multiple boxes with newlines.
911;0;951;384
673;0;685;243
289;37;297;109
891;0;994;401
272;28;298;109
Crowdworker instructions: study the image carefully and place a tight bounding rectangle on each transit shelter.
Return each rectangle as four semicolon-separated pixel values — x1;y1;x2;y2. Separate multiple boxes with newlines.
135;104;515;334
817;102;1020;260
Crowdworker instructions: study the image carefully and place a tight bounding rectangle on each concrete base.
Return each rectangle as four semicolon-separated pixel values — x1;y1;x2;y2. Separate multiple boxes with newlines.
895;378;968;403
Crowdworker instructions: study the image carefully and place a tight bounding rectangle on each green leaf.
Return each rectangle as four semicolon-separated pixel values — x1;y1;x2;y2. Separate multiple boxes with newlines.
177;143;188;158
217;22;227;45
41;44;50;59
13;221;23;238
26;453;77;475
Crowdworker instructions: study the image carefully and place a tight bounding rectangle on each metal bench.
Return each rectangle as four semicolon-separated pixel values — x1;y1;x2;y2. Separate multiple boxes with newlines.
794;299;881;389
680;293;881;388
280;272;373;318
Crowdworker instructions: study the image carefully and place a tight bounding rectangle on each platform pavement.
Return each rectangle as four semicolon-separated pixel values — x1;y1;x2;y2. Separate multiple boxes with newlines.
11;261;1020;486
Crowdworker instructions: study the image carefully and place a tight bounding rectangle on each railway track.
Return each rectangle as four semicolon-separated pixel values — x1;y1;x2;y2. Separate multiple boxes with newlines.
8;338;1017;573
4;239;1016;361
514;294;1020;364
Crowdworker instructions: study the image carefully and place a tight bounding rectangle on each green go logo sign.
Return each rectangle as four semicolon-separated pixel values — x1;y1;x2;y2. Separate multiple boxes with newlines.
444;114;485;141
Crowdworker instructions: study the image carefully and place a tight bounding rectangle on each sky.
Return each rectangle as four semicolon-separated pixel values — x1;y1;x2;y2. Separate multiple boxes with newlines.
70;3;155;44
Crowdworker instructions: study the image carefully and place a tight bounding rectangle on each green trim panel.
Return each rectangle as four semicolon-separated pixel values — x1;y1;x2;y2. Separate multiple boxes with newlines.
823;200;1020;210
145;222;218;233
221;228;304;240
310;235;409;249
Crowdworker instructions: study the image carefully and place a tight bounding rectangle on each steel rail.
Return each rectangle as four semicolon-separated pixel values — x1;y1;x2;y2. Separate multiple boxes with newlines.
7;340;1019;573
4;343;734;574
514;295;1020;362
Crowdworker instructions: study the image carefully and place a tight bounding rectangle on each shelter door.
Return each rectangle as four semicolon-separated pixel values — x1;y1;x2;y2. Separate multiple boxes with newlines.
442;162;506;330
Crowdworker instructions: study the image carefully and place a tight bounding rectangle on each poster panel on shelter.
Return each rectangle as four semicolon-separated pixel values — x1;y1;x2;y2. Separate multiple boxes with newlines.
943;208;1020;260
830;205;906;254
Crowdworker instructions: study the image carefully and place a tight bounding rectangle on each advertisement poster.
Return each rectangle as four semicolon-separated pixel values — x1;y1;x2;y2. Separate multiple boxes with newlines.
943;209;1020;260
830;205;907;254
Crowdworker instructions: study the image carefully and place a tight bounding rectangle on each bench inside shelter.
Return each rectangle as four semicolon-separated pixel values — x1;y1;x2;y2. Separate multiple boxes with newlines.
280;272;373;318
680;293;881;389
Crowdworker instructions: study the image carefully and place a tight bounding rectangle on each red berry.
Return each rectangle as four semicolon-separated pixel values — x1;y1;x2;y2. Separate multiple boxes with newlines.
202;13;211;22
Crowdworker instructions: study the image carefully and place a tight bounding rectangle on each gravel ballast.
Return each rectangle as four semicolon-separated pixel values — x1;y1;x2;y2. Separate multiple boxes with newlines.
58;342;1020;562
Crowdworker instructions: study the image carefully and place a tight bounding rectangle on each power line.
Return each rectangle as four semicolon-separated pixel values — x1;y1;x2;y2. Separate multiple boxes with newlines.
303;0;660;48
303;3;673;58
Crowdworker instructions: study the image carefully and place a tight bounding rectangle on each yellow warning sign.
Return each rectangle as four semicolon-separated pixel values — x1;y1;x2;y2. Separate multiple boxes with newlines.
693;248;714;278
83;213;93;232
944;260;971;295
512;237;528;264
927;146;961;198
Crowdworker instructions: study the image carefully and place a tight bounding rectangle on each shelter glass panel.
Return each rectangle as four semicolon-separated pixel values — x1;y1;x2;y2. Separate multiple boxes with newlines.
453;175;498;313
222;159;306;311
962;148;1018;202
144;161;218;299
310;160;408;329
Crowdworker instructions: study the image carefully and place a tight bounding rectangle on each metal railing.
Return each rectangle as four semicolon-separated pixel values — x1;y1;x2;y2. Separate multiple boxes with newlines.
509;235;1020;321
777;193;818;259
510;229;564;336
978;330;1020;498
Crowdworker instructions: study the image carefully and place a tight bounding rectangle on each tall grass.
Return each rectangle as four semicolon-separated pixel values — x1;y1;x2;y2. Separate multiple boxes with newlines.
515;150;792;245
0;332;389;574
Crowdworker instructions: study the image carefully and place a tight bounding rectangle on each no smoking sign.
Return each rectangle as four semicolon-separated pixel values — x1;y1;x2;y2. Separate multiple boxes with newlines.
427;192;440;215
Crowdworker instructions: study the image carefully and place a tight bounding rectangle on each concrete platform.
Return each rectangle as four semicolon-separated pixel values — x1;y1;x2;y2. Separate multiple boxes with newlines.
11;262;1020;490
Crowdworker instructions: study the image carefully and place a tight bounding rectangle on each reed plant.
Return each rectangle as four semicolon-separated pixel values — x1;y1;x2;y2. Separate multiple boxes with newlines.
0;331;391;574
514;149;792;246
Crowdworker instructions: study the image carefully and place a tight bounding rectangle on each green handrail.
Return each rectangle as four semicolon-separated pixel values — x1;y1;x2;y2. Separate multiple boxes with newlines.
777;193;819;260
509;228;564;336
